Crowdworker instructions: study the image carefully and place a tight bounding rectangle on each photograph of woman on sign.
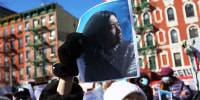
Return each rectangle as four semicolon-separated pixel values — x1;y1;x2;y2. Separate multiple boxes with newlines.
77;0;139;82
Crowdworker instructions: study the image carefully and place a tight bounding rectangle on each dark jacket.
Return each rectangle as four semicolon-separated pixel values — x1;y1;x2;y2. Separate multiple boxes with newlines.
131;73;153;100
153;77;193;100
79;41;136;82
39;79;83;100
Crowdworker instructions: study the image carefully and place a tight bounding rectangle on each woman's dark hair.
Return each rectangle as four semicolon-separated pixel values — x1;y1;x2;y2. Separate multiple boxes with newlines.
83;11;117;48
161;93;168;100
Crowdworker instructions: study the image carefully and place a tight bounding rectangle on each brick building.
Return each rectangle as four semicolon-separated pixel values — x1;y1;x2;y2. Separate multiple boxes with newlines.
0;3;78;86
0;6;16;18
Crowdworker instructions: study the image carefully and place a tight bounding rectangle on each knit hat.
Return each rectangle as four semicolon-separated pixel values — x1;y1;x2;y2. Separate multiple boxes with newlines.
104;81;147;100
14;87;30;97
160;67;174;77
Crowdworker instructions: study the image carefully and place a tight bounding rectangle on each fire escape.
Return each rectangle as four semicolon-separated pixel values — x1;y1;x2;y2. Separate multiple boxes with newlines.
132;0;158;72
26;19;51;81
0;28;18;85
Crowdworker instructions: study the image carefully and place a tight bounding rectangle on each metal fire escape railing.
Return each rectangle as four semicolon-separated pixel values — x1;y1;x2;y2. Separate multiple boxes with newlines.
0;13;22;86
22;4;56;80
132;0;157;69
0;32;18;86
26;22;51;79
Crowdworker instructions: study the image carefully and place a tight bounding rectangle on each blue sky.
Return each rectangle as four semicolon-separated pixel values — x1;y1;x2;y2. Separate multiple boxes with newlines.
1;0;104;19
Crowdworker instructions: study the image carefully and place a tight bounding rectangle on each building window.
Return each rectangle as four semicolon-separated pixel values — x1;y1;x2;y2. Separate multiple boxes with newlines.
4;42;8;51
34;51;38;60
19;38;22;48
41;32;46;41
185;4;194;17
51;45;56;54
154;8;162;23
5;71;8;81
133;15;137;25
25;36;30;45
143;12;150;25
4;28;7;36
25;22;29;31
146;34;153;46
0;72;1;80
27;67;31;78
136;36;140;48
36;66;40;76
174;53;182;67
34;35;38;43
189;26;198;38
170;29;178;43
139;58;143;68
33;19;38;28
141;0;147;3
11;40;15;49
12;70;15;79
26;51;30;61
11;55;15;65
18;24;22;33
149;56;156;70
167;7;174;21
20;69;23;80
11;26;14;34
49;14;54;22
41;17;46;26
43;64;47;75
4;56;8;66
50;30;55;40
19;53;23;64
42;48;46;58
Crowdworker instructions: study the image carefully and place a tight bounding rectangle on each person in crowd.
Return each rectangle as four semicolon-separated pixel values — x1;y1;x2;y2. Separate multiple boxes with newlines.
130;72;153;100
39;32;84;100
14;87;32;100
153;67;193;100
93;82;102;89
104;81;147;100
79;10;136;82
83;81;115;100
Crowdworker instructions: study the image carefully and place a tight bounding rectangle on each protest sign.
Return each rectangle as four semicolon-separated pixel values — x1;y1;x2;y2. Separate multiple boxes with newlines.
34;84;47;100
76;0;139;82
184;37;200;91
159;90;173;100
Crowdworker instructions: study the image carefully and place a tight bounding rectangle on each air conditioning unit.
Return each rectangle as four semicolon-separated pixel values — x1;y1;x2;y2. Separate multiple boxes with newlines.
48;21;54;24
26;59;29;61
49;37;54;40
26;42;29;46
50;53;55;57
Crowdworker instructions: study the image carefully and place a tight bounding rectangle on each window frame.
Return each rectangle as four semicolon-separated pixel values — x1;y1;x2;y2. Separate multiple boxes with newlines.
167;7;175;21
19;53;23;64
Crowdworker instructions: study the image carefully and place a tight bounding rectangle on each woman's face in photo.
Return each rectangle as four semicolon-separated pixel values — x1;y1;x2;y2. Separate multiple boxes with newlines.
104;15;122;49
